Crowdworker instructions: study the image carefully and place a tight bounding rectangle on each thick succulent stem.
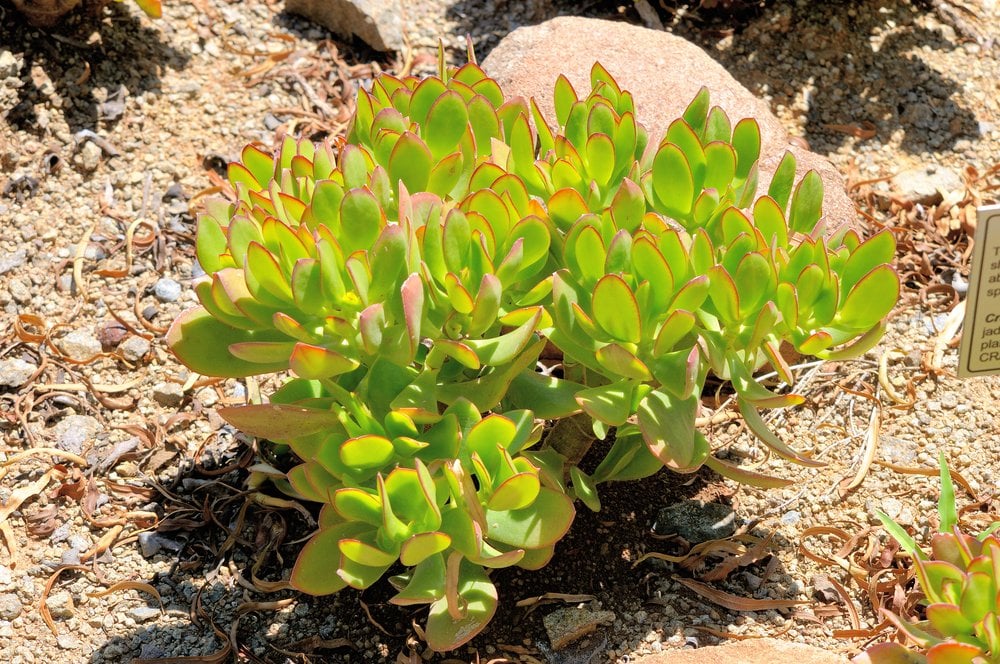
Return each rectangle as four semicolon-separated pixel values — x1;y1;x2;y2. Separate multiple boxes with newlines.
542;412;596;468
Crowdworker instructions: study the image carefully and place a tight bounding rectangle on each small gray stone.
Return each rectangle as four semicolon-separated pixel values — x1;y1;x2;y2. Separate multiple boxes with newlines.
542;607;615;650
78;141;102;172
0;249;27;276
119;335;151;362
653;500;737;543
9;278;31;304
780;510;801;526
58;329;102;361
0;51;20;78
891;165;963;206
153;277;182;302
0;357;37;388
0;593;22;620
48;415;101;455
152;382;185;407
128;606;161;623
44;590;74;619
56;634;79;649
138;532;183;558
0;565;12;586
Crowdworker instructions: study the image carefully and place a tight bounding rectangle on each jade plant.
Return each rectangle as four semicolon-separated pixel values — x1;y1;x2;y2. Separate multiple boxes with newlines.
856;456;1000;664
167;57;898;650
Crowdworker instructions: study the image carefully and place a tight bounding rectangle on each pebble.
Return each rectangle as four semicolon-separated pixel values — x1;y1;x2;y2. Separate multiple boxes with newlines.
49;414;101;455
890;165;963;206
153;277;182;302
129;606;162;623
0;50;19;78
0;357;37;388
138;532;183;558
0;249;27;275
9;277;31;304
0;594;23;620
56;634;79;650
44;591;74;619
653;500;738;543
119;335;152;362
543;607;616;650
58;329;102;361
152;382;185;407
77;141;102;172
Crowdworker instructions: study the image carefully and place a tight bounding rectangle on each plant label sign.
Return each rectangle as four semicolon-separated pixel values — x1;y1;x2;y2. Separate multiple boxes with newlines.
959;204;1000;377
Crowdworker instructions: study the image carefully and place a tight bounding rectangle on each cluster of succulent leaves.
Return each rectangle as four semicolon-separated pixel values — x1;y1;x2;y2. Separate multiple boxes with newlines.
857;456;1000;664
167;57;898;650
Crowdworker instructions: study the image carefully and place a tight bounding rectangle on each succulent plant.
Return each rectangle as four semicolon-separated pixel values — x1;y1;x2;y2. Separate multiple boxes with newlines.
857;457;1000;664
168;58;898;650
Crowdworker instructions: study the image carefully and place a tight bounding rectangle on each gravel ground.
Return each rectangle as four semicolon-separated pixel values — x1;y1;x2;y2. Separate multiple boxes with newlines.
1;0;999;662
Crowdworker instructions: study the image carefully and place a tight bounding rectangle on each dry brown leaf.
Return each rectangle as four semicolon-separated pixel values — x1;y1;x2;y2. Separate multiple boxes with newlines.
0;470;59;524
88;580;164;609
839;405;881;497
514;592;597;608
672;576;812;612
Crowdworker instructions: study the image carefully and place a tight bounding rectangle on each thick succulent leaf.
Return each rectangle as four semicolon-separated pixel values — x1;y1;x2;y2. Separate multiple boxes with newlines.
637;389;709;473
425;560;497;652
926;643;984;664
390;553;446;605
590;430;663;483
217;403;346;443
488;472;541;511
651;143;694;219
767;151;798;213
484;487;575;549
570;466;601;512
681;88;710;137
575;380;636;426
465;308;541;365
506;371;583;420
959;571;993;623
852;642;926;664
289;522;370;595
595;343;652;381
340;434;395;469
841;230;896;293
926;603;974;637
553;75;578;128
788;170;824;234
399;532;452;567
592;274;641;344
837;265;899;329
133;0;163;17
289;343;360;379
389;132;433;194
731;118;761;182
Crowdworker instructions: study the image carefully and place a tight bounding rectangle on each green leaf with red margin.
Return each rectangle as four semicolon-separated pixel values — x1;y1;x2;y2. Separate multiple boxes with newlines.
637;389;709;473
484;486;575;549
289;343;360;379
425;559;498;652
133;0;163;18
289;522;371;595
167;308;289;377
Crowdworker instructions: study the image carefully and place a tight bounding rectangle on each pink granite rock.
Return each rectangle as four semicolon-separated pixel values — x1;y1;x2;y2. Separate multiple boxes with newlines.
632;637;847;663
482;16;859;234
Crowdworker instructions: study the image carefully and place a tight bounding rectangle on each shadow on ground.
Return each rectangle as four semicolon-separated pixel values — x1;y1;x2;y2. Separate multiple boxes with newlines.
1;2;189;135
668;0;980;155
85;433;800;663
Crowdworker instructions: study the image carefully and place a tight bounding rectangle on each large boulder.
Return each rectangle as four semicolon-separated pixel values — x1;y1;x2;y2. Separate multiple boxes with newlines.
483;16;859;234
285;0;403;52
